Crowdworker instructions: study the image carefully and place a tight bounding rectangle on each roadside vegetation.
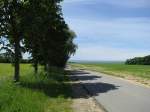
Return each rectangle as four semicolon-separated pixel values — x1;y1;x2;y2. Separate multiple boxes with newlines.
71;62;150;85
0;63;72;112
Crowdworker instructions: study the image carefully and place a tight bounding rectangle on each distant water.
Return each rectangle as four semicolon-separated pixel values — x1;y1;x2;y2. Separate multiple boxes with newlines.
69;60;124;64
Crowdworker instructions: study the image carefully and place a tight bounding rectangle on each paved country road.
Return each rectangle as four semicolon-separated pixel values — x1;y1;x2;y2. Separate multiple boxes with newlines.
70;69;150;112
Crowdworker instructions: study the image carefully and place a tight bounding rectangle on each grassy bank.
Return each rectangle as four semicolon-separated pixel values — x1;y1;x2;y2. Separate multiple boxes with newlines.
71;63;150;85
0;63;72;112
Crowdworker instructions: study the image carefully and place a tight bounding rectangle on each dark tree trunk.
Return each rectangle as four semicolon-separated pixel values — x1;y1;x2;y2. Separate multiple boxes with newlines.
34;61;38;74
10;1;21;82
14;37;20;82
33;51;38;74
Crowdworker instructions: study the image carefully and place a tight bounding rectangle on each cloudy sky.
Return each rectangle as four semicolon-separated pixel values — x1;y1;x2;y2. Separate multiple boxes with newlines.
62;0;150;61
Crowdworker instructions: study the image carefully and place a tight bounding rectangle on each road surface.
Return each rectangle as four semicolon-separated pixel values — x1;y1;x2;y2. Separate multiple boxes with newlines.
70;69;150;112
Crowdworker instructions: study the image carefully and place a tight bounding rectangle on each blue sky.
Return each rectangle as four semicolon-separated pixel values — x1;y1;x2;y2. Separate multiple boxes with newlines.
62;0;150;61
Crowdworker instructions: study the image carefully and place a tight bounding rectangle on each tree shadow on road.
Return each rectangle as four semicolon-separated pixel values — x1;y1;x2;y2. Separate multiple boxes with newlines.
19;70;119;100
69;70;101;81
68;70;120;98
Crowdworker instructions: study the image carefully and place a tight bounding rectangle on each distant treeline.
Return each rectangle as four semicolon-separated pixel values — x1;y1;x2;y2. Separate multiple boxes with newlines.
125;55;150;65
0;53;31;63
0;58;31;64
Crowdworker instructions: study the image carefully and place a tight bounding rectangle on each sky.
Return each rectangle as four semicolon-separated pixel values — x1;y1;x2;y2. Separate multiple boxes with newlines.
62;0;150;61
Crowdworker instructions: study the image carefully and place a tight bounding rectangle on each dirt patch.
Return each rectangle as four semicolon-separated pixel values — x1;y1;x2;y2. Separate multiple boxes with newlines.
71;81;104;112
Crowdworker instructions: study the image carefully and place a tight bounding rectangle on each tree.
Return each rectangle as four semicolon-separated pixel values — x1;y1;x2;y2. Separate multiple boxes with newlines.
22;0;77;72
0;0;25;82
0;0;77;80
22;0;64;73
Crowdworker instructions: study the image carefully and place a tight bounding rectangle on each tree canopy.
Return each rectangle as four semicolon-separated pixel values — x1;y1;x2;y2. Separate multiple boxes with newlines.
0;0;77;81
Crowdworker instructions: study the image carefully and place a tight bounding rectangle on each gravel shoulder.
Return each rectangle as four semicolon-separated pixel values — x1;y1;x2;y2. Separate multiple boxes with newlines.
69;70;104;112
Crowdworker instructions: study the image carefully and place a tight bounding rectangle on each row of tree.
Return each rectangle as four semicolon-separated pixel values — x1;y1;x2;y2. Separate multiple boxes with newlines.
0;0;77;82
125;55;150;65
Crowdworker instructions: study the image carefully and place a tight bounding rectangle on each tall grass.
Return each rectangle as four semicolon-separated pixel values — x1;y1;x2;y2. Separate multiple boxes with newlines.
0;64;72;112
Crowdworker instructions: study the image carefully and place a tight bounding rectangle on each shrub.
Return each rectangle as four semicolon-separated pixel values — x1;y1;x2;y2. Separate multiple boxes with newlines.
125;55;150;65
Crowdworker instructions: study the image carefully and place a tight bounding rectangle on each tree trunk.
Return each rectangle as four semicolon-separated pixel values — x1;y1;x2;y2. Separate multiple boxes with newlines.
14;37;20;82
34;61;38;74
10;2;21;82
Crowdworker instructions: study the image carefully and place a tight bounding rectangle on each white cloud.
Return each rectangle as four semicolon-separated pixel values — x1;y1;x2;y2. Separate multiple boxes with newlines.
67;17;150;60
71;45;150;61
63;0;150;61
23;52;31;59
66;17;150;41
63;0;150;8
104;0;150;8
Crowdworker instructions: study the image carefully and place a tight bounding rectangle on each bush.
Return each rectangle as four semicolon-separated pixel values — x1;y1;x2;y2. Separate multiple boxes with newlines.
125;55;150;65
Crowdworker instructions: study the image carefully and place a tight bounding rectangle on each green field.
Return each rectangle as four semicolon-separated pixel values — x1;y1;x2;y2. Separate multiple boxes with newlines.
71;62;150;85
0;63;72;112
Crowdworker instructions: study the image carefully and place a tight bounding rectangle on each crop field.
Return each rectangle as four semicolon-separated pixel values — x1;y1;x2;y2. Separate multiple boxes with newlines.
71;62;150;85
0;63;72;112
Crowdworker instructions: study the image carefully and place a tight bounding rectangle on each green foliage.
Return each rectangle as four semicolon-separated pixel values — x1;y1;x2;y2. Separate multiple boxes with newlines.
22;0;77;69
0;0;77;81
126;55;150;65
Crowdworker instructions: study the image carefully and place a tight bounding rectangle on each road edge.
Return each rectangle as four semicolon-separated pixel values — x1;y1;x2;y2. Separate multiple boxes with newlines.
81;81;109;112
69;68;108;112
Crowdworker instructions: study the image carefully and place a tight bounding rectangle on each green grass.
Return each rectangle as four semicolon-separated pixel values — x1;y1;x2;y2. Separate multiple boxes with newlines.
0;63;72;112
71;63;150;80
0;64;33;78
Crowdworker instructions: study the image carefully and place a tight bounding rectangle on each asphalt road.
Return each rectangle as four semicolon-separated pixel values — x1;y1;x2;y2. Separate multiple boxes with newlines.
70;69;150;112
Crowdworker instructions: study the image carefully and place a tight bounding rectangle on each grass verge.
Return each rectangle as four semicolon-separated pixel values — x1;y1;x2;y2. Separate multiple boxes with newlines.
0;64;72;112
70;63;150;86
